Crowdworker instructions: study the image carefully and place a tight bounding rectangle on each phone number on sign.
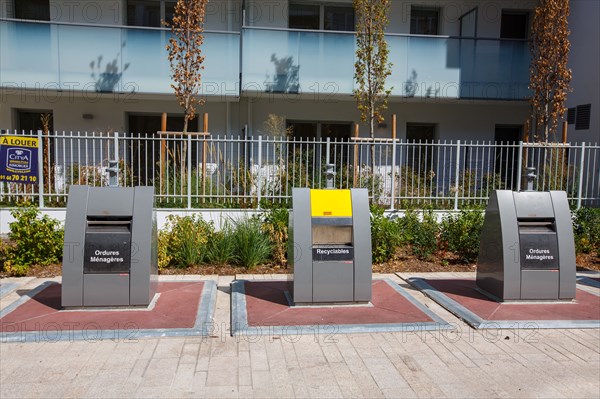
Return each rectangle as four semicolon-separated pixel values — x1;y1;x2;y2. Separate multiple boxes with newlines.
0;175;37;183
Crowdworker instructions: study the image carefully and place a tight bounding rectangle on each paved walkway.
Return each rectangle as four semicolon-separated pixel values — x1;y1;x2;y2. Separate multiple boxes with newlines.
1;273;599;398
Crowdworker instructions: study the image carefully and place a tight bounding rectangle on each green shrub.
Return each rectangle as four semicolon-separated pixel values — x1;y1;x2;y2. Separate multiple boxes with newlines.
160;214;214;268
232;217;271;268
370;205;401;264
204;221;236;265
3;207;64;276
440;209;484;263
572;207;600;254
396;210;439;260
260;206;289;266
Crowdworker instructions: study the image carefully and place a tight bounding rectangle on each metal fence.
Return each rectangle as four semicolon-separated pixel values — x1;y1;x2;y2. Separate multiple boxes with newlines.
1;130;599;209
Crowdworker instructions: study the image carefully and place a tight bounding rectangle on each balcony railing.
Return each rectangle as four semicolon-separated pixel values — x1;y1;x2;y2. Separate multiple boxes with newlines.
1;19;530;100
242;27;530;100
0;19;240;96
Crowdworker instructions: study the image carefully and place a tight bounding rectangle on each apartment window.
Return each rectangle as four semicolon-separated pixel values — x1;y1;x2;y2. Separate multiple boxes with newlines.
289;4;320;30
410;7;439;35
567;107;576;125
406;123;436;172
500;11;530;39
324;6;355;31
14;0;50;21
127;0;177;27
494;125;522;188
289;3;355;31
17;110;53;134
575;104;592;130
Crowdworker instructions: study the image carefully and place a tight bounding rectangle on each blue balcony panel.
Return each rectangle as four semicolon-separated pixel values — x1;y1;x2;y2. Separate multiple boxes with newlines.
0;19;240;96
242;27;530;100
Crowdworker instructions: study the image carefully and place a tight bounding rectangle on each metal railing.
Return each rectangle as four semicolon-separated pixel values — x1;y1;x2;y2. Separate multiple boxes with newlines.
1;131;598;209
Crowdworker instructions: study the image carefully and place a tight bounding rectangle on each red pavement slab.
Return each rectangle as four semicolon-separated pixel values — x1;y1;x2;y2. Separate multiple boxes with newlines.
425;279;600;321
244;279;434;326
0;282;204;332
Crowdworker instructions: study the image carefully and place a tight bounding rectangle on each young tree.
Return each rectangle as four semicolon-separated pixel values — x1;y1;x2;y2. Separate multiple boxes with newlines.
166;0;207;134
353;0;392;139
529;0;572;142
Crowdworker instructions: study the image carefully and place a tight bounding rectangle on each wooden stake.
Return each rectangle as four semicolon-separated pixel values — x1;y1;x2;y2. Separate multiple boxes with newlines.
392;114;397;140
562;121;568;144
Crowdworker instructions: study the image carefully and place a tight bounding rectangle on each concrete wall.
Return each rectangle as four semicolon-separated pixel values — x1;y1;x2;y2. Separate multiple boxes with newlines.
0;208;262;235
566;0;600;144
0;92;236;135
245;97;529;140
0;0;240;31
1;91;529;140
246;0;535;37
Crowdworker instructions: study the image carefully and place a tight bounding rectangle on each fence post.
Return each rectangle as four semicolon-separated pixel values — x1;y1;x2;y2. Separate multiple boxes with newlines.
454;140;461;211
516;141;523;192
576;142;586;209
37;130;44;208
257;135;262;209
390;139;397;211
187;133;192;209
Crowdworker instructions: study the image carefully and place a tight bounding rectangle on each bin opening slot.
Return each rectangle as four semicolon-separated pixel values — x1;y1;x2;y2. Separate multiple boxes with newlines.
518;219;555;233
312;225;352;245
86;217;132;233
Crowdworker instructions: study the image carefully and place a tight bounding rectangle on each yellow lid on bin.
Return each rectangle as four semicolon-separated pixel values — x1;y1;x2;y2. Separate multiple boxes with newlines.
310;189;352;217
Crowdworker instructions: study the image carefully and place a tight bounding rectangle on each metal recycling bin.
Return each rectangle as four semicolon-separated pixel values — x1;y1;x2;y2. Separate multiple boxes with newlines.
289;188;372;304
476;190;576;301
62;185;158;307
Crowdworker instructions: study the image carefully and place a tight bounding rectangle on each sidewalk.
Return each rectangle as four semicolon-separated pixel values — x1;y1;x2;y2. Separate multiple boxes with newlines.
1;273;599;398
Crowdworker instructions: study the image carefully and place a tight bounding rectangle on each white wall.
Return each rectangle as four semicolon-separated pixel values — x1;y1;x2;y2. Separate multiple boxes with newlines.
244;96;529;141
1;91;529;140
0;208;262;235
566;0;600;144
0;92;236;135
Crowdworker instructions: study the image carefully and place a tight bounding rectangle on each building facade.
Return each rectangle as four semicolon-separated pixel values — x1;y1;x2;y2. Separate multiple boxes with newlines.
0;0;552;143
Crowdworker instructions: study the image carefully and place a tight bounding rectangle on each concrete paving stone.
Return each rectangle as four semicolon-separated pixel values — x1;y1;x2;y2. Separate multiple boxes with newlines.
306;384;344;399
206;364;238;386
152;338;185;359
171;362;196;391
179;343;201;364
140;358;178;387
190;371;208;392
203;385;240;398
249;343;270;371
238;366;252;386
381;387;419;399
250;369;277;398
133;386;172;398
329;362;366;399
362;356;410;390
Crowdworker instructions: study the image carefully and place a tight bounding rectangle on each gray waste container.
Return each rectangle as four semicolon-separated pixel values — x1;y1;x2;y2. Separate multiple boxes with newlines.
289;188;372;304
62;185;158;307
476;190;576;301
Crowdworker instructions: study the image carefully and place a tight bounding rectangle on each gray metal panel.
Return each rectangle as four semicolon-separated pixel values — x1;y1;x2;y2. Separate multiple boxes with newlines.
130;186;156;305
83;274;130;306
477;190;522;300
291;188;313;303
351;188;372;302
87;187;134;217
61;185;89;307
513;191;555;218
312;261;354;302
520;270;559;300
549;191;577;299
476;190;504;298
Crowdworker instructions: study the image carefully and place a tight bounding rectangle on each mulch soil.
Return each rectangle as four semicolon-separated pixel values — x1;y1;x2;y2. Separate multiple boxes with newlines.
2;250;598;279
